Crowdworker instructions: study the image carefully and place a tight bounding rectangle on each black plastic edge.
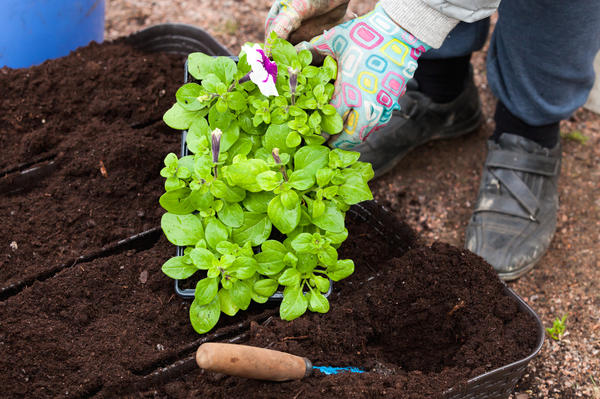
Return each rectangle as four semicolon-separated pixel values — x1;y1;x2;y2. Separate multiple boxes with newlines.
123;23;232;56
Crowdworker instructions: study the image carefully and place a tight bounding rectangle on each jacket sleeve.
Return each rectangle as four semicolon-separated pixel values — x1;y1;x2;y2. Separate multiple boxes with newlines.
380;0;500;48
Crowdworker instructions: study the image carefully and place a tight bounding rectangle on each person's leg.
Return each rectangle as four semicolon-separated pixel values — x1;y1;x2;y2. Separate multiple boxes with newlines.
416;20;489;102
355;20;489;176
487;0;600;134
466;0;600;280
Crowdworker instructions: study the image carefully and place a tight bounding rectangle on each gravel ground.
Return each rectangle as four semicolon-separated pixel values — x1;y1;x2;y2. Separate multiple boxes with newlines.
105;2;599;397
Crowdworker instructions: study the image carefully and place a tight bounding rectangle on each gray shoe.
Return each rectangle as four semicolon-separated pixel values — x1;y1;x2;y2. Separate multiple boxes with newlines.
355;73;483;178
465;133;561;281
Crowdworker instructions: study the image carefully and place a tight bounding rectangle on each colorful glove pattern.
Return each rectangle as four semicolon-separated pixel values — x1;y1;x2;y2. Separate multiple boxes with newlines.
265;0;348;40
303;4;430;149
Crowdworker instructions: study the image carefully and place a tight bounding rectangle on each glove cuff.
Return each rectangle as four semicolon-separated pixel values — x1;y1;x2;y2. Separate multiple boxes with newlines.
379;0;459;48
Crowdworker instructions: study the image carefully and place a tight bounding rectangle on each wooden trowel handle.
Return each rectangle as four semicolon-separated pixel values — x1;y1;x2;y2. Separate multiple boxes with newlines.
196;343;312;381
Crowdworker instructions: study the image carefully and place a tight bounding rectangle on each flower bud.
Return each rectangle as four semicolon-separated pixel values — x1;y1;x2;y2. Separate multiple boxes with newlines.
211;128;222;164
272;148;281;164
288;67;298;95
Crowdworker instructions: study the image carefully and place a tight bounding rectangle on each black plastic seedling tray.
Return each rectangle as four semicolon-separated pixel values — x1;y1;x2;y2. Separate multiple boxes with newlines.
125;24;544;397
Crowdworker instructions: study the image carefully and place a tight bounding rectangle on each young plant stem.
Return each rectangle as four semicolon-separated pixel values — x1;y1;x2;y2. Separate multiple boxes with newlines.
272;148;288;181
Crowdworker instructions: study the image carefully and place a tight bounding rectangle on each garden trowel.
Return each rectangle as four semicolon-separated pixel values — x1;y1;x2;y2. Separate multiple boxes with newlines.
196;342;363;381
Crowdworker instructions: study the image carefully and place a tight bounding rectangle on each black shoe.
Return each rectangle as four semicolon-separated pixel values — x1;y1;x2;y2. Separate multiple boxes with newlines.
354;71;483;178
465;133;561;281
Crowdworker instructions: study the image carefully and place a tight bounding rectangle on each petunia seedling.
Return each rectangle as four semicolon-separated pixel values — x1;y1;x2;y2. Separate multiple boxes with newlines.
160;35;373;334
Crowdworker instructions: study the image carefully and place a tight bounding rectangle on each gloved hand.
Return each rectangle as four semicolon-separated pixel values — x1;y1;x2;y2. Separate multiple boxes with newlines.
301;3;430;149
265;0;350;40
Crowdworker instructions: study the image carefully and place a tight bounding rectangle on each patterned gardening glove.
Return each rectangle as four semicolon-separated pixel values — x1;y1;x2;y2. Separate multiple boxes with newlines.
301;3;430;149
265;0;349;40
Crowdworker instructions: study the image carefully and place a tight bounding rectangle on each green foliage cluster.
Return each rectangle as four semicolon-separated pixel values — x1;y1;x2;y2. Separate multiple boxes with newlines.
160;38;374;334
546;314;567;341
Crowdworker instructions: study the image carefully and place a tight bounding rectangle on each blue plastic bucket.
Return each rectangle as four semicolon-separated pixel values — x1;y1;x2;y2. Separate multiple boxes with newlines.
0;0;105;69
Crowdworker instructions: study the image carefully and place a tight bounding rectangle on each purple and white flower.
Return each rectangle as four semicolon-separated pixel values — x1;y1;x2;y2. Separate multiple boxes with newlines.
242;43;278;97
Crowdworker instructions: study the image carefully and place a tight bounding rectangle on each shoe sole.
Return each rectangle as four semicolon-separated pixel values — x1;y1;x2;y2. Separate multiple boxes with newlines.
373;108;484;179
497;259;538;281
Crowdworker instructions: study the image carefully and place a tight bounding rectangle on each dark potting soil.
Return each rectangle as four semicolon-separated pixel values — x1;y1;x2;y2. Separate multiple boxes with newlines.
0;41;184;290
0;40;538;398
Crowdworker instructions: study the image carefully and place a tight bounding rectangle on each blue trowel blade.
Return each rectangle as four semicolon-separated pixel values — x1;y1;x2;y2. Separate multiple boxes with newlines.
313;366;364;375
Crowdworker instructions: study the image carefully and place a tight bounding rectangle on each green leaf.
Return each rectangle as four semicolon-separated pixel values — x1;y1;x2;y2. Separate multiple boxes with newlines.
304;135;326;146
291;233;315;253
296;253;317;274
176;83;205;111
188;53;236;84
323;185;338;199
278;268;301;287
323;56;338;80
223;159;269;192
283;252;298;267
308;290;330;313
314;275;330;293
321;112;343;135
328;259;354;281
165;176;185;192
216;241;237;255
256;170;283;191
255;250;286;276
218;288;239;316
298;49;312;67
232;212;272;246
227;91;247;111
187;52;214;80
162;256;198;279
262;240;288;253
195;277;219;305
205;219;229;249
218;201;244;228
294;145;329;177
271;38;298;66
253;278;279;297
280;285;308;321
228;136;253;158
263;123;293;154
161;213;204;246
338;175;373;204
189;295;220;334
186;118;210;154
229;256;257;279
230;280;252;310
311;199;325;219
210;179;245;203
213;57;237;83
189;186;214;211
288;169;314;191
280;190;299;210
318;245;338;268
163;103;200;130
286;131;302;148
312;202;344;233
268;195;300;234
201;73;225;93
159;188;197;214
316;168;334;187
189;248;216;270
329;148;360;169
308;111;322;130
326;229;348;244
243;191;275;213
296;95;317;109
